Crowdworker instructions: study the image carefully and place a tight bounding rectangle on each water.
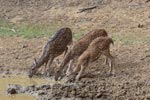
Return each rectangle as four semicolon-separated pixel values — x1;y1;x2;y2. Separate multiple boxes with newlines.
0;76;62;100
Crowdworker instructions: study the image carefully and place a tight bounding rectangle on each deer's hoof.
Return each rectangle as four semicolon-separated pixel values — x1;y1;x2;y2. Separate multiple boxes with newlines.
66;75;76;83
45;72;51;77
75;76;80;82
65;78;74;83
28;75;32;78
41;72;45;75
59;74;65;81
54;75;58;81
54;74;60;81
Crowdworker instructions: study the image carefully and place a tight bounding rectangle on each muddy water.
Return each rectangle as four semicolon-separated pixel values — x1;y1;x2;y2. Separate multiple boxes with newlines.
0;94;35;100
0;76;61;100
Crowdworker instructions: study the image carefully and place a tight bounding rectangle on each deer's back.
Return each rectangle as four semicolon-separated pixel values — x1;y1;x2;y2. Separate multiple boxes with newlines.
48;27;72;53
87;37;113;55
79;29;107;45
78;37;113;63
71;29;108;56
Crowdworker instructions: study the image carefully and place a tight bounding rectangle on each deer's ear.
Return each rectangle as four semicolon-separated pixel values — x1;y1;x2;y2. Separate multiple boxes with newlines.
33;58;37;65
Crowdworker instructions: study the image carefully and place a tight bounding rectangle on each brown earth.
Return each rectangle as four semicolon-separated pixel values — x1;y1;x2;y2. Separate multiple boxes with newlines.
0;0;150;31
0;0;150;100
1;35;150;100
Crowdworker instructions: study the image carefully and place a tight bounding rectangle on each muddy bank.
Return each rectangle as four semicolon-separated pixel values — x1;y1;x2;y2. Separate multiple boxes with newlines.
0;35;150;100
6;71;150;100
6;81;116;100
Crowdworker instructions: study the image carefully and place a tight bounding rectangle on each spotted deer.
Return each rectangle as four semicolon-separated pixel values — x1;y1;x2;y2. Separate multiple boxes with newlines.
67;37;114;82
55;29;108;81
28;27;72;78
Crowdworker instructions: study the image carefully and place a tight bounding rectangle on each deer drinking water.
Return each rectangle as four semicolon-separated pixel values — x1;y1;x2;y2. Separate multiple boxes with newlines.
67;37;115;82
28;27;72;78
55;29;108;81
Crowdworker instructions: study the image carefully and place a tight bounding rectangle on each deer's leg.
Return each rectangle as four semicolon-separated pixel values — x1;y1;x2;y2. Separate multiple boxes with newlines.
103;48;110;66
41;61;48;75
75;64;87;81
57;59;72;80
72;63;81;75
47;56;55;76
64;47;68;57
104;56;109;65
59;60;73;80
55;56;71;81
103;49;115;75
62;45;73;74
66;63;81;82
55;63;66;81
66;59;75;76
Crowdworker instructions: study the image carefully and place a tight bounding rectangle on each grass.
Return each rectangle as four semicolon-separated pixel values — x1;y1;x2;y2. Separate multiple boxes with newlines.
0;20;62;38
72;29;85;40
0;20;149;45
112;32;150;45
0;20;86;39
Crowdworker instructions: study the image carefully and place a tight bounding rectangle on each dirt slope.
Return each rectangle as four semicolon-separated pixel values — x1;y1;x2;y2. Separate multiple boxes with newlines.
0;0;149;31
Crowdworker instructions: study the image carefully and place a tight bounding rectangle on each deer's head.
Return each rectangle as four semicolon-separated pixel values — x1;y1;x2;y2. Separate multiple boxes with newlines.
28;58;39;78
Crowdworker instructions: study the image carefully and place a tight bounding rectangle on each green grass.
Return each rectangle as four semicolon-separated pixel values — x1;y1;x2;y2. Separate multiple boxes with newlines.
0;20;86;39
0;20;149;45
0;21;62;38
72;29;85;40
112;32;150;45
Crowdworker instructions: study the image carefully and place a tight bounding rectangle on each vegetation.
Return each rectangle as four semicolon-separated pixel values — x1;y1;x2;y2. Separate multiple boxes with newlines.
0;20;149;45
0;20;60;38
0;20;86;39
112;32;150;45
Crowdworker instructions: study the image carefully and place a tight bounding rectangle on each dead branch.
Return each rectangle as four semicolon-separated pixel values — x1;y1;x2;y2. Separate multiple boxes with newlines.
77;6;97;13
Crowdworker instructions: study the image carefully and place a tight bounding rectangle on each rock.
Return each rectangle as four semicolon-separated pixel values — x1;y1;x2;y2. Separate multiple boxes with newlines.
5;69;10;75
96;93;103;98
7;88;17;94
22;45;28;48
25;85;36;93
2;75;5;78
138;24;144;28
38;90;47;95
6;84;24;95
40;85;51;90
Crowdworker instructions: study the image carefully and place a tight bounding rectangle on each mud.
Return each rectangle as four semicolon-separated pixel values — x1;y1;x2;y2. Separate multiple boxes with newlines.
0;36;150;100
0;75;64;100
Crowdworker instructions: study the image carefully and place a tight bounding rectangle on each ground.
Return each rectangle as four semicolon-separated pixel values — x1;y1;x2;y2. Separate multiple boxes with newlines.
0;0;150;100
1;34;150;100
